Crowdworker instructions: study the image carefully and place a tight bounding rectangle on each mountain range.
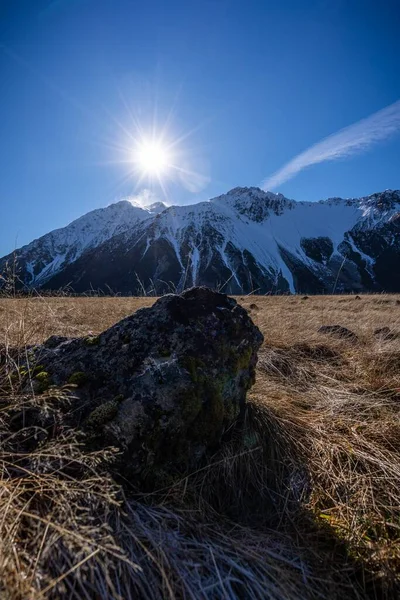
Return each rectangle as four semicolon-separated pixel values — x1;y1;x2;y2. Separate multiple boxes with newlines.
1;187;399;294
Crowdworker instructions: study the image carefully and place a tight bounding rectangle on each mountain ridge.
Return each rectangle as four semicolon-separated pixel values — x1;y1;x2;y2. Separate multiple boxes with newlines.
1;188;399;294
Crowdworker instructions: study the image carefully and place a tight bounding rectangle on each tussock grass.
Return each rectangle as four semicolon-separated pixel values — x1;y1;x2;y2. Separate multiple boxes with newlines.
0;293;399;598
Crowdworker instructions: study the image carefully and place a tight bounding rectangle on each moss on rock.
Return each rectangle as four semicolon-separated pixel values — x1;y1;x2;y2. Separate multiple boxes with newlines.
181;355;206;384
86;399;120;429
35;371;51;393
84;336;100;346
68;371;87;386
235;347;253;372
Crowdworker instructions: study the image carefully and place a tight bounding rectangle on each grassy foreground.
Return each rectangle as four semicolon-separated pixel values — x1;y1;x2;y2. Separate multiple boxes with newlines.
0;294;399;599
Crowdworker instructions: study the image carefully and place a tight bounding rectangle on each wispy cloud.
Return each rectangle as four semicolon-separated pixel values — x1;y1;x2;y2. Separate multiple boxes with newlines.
123;189;164;208
262;99;400;190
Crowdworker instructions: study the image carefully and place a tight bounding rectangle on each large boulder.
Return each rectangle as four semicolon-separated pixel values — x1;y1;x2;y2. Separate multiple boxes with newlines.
31;287;263;483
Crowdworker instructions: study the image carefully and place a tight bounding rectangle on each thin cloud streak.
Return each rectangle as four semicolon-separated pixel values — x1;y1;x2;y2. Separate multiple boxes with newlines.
262;99;400;190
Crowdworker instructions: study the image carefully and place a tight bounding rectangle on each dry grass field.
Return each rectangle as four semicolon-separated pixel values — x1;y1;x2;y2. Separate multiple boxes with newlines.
0;293;399;599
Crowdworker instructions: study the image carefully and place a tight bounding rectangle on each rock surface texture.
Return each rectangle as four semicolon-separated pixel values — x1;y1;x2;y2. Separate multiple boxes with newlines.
33;287;263;482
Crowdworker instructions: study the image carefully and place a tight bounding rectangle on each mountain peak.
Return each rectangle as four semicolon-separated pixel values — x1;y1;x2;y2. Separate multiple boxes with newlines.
223;186;289;201
146;201;167;214
119;198;167;214
210;186;293;221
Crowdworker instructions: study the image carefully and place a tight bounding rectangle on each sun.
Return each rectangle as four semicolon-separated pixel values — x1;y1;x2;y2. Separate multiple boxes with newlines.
134;140;171;176
113;115;209;199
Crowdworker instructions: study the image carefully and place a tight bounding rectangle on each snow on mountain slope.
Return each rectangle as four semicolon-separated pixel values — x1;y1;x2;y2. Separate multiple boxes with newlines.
111;187;398;294
1;188;399;294
0;200;166;286
207;188;363;292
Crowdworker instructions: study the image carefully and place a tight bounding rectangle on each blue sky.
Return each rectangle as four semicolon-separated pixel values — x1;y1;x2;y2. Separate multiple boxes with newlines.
1;0;400;256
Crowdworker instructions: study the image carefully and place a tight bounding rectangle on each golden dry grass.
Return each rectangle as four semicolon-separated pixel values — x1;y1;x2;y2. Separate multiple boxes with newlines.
1;293;399;344
0;293;399;599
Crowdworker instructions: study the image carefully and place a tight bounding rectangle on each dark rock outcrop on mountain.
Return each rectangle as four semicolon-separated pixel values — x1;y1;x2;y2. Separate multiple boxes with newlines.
28;287;263;484
1;188;399;294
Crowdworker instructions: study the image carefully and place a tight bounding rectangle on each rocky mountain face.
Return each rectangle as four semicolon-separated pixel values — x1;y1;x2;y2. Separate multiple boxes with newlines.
1;188;399;294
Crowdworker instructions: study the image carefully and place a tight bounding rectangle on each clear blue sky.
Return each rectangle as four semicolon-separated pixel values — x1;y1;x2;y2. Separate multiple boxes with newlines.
1;0;400;256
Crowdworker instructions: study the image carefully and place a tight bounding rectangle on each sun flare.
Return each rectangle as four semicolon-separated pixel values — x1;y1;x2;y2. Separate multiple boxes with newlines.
134;140;171;176
115;115;210;198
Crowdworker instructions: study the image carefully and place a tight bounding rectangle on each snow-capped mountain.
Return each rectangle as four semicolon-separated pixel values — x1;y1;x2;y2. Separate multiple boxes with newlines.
1;188;399;294
0;200;165;287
